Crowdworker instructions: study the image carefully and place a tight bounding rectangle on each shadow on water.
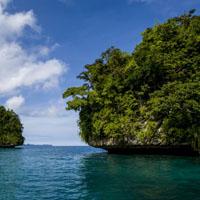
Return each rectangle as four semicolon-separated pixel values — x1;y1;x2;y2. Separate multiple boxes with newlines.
78;153;200;200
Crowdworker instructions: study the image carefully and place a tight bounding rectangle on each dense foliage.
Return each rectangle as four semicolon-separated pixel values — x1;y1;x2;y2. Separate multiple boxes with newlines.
0;106;24;146
63;11;200;147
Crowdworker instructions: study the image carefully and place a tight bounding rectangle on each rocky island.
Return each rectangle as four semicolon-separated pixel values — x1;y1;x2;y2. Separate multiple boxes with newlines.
63;10;200;155
0;106;24;147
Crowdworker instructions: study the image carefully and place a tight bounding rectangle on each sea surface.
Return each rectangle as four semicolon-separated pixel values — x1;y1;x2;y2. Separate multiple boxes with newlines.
0;145;200;200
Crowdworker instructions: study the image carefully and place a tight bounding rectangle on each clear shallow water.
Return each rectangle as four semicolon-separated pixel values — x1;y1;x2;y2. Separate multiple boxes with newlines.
0;146;200;200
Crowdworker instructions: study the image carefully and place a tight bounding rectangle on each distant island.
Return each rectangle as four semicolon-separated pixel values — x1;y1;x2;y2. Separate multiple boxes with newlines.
63;10;200;155
0;106;24;147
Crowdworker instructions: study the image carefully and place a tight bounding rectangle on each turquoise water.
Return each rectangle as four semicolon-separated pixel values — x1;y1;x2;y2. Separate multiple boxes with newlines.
0;146;200;200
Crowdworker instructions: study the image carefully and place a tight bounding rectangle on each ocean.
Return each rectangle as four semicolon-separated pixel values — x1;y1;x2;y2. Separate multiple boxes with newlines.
0;145;200;200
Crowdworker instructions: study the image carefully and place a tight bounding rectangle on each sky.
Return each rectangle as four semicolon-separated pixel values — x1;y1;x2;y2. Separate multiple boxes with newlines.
0;0;199;146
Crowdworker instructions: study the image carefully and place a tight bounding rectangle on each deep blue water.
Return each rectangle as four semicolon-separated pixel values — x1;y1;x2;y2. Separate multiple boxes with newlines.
0;146;200;200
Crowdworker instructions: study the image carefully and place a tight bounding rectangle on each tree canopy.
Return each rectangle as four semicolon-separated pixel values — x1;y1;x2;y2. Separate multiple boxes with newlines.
0;106;24;146
63;10;200;148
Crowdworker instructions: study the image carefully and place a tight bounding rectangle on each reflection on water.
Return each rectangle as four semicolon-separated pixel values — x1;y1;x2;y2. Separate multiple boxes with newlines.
80;153;200;200
0;146;200;200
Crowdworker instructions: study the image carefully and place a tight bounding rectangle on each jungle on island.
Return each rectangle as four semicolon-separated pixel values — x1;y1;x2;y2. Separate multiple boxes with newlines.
63;10;200;150
0;106;24;147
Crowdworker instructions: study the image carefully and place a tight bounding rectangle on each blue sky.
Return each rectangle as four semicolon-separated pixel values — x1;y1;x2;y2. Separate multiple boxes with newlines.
0;0;199;145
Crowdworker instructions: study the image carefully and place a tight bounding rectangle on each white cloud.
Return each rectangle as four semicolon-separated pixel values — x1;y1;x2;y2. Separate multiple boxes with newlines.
0;0;10;10
22;99;67;118
0;4;38;42
5;95;25;110
0;1;81;146
0;0;66;95
37;43;60;57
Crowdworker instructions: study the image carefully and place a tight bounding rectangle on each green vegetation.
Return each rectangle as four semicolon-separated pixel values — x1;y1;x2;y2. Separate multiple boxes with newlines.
63;10;200;149
0;106;24;146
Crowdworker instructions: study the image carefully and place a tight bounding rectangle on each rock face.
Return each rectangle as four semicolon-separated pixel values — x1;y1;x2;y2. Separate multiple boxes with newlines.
88;138;200;156
0;144;16;148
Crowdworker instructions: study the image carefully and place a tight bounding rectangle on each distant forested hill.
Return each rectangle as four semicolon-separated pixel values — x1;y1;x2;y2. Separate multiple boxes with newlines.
63;10;200;151
0;106;24;147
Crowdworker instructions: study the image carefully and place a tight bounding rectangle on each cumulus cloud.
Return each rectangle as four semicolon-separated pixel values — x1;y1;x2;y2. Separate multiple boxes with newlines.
0;2;38;42
0;0;79;146
0;0;66;95
5;95;25;110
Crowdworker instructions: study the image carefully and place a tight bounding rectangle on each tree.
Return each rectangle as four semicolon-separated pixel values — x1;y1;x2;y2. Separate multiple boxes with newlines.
63;10;200;148
0;106;24;146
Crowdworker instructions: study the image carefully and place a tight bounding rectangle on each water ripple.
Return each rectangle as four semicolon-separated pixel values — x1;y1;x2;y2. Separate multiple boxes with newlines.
0;146;200;200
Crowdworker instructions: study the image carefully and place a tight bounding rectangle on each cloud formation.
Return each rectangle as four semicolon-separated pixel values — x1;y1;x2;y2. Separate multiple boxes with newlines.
0;0;66;95
0;0;80;146
23;99;68;118
5;95;25;110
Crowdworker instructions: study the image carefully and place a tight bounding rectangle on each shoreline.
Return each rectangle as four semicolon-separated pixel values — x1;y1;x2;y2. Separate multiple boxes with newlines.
0;145;16;148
